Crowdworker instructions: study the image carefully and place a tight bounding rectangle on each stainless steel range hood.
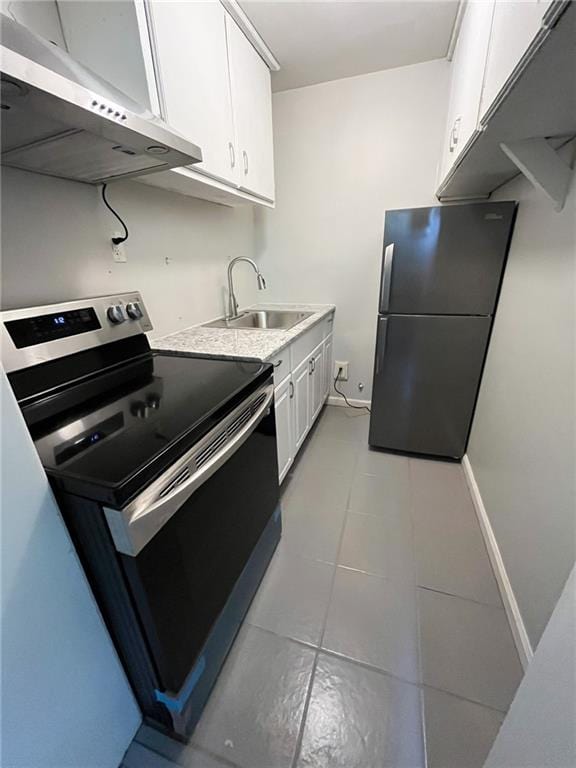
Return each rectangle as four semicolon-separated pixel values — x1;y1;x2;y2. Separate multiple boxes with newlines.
0;15;202;184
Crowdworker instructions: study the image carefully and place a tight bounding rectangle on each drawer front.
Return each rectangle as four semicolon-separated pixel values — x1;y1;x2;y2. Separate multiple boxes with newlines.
291;322;325;369
270;349;291;386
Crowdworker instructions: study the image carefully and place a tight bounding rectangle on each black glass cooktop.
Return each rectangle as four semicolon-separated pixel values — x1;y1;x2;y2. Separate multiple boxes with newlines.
26;352;270;506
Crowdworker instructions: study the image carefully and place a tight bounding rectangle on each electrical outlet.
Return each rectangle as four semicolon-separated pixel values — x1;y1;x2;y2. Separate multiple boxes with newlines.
334;361;349;381
112;234;127;263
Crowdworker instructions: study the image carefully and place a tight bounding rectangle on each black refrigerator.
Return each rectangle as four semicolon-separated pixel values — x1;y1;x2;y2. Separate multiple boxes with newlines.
369;202;517;459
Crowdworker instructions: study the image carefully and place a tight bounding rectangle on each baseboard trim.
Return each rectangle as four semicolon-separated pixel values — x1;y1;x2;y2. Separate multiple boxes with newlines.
327;395;372;408
462;455;533;670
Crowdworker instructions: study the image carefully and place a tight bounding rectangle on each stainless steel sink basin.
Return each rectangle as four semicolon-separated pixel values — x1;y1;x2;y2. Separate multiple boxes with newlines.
204;310;314;331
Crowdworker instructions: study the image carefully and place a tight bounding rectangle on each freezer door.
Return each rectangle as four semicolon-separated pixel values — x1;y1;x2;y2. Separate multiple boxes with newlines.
379;202;516;315
369;315;491;458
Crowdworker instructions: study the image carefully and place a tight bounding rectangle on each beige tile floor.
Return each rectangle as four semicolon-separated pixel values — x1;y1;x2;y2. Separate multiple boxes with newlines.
123;406;523;768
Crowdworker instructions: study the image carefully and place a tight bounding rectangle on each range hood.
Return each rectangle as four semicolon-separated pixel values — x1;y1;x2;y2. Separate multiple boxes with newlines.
0;15;202;184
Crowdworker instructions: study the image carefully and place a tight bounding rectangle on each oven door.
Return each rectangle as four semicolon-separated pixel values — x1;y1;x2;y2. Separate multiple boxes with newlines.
105;379;279;697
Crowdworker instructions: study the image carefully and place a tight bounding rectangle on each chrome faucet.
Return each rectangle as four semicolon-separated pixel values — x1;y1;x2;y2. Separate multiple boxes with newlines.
227;257;266;319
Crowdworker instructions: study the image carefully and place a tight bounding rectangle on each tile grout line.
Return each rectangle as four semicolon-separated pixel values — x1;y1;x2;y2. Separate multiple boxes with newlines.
407;456;514;767
249;617;511;717
289;429;362;768
289;649;320;768
418;681;509;716
417;583;506;611
408;457;429;768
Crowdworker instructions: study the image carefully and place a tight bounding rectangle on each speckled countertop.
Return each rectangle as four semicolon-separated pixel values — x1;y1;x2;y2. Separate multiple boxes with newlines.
152;303;335;362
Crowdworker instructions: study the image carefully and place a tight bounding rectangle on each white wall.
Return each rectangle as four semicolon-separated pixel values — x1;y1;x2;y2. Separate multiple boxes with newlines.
1;168;259;337
255;59;450;400
467;161;576;649
1;368;141;767
484;565;576;768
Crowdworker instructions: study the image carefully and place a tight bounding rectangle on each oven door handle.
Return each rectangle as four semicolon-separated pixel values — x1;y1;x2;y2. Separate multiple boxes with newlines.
104;383;275;556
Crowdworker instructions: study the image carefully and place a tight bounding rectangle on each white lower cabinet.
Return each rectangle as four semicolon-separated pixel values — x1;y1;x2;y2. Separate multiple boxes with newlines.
310;341;325;424
323;333;334;400
273;375;294;483
272;315;335;481
292;357;311;453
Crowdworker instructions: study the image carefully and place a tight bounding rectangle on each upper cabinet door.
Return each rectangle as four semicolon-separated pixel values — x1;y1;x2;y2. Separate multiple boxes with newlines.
479;0;551;122
438;0;495;183
147;0;237;184
57;0;160;114
226;15;275;201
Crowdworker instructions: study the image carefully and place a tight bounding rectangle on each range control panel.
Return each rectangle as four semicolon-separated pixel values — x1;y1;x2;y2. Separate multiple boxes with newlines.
5;307;101;349
0;292;153;373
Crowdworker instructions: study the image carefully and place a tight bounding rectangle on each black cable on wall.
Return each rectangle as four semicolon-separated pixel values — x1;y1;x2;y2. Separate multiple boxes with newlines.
101;184;129;245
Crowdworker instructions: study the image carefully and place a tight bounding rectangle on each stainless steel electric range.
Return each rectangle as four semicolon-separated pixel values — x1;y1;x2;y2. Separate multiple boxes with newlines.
1;292;281;737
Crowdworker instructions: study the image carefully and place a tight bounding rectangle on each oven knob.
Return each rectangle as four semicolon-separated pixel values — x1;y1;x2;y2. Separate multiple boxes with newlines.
126;301;143;320
131;401;148;419
146;394;160;410
107;305;126;324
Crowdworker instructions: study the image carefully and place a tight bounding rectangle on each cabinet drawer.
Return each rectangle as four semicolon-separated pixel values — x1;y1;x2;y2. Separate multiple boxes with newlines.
269;349;291;386
291;322;325;370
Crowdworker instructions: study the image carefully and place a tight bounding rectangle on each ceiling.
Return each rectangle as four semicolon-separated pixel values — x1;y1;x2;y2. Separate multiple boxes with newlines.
240;1;460;92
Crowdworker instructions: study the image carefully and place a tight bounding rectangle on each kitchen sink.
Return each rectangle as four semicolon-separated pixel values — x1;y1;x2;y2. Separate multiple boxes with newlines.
203;309;314;331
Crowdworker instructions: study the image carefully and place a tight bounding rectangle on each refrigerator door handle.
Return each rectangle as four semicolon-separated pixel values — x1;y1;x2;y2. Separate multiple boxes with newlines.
380;243;394;312
376;317;388;375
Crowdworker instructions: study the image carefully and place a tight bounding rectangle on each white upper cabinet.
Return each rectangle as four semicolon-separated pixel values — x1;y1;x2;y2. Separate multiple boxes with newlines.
479;0;552;122
147;1;237;185
56;0;276;206
57;0;160;114
438;0;495;183
436;0;571;202
226;15;275;202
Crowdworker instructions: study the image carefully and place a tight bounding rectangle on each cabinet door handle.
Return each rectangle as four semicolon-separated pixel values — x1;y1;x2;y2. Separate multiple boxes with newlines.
273;359;283;368
243;150;249;175
289;381;294;399
229;142;235;168
308;359;313;375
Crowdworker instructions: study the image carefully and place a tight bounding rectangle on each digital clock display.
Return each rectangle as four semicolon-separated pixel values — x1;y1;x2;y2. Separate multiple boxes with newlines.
5;307;101;349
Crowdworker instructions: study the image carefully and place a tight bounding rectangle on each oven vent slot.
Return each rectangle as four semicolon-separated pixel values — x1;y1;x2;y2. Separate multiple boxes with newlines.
193;390;269;471
159;466;191;498
251;392;267;413
226;405;253;438
194;429;228;469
